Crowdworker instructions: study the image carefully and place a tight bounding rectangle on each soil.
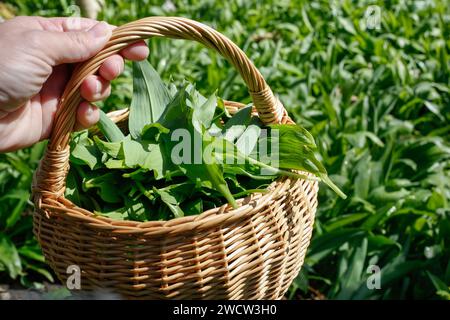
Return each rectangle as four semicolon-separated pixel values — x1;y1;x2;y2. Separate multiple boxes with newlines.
0;282;65;300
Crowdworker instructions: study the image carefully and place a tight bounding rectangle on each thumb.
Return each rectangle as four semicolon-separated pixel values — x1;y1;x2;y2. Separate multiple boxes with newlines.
43;21;111;65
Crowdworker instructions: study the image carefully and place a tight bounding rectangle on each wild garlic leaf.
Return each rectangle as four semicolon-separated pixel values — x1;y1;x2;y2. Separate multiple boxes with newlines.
222;105;253;142
94;205;134;221
104;159;126;169
153;184;193;218
129;60;172;138
93;136;122;159
268;124;317;149
158;192;184;218
121;136;149;168
97;109;125;142
182;198;204;216
124;198;147;221
217;97;232;118
168;82;178;97
141;123;170;142
71;143;101;170
95;210;128;221
208;123;223;136
141;143;168;179
70;131;102;169
96;182;122;204
65;170;81;205
235;118;263;156
122;168;148;181
82;172;118;190
260;125;346;198
192;93;217;132
262;125;325;173
179;130;237;208
0;234;22;279
223;165;277;180
158;85;191;130
186;83;207;108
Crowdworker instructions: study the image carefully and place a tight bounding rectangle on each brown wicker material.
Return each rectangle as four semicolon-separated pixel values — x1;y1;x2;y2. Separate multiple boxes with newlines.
32;16;318;299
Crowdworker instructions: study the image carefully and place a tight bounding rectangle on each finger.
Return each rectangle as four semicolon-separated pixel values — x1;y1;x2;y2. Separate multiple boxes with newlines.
47;17;115;32
75;101;100;131
42;21;111;64
0;110;8;119
80;75;111;102
120;41;149;61
98;54;124;81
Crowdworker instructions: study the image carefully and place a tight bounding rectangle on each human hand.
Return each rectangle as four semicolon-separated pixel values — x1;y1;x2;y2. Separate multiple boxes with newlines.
0;16;149;153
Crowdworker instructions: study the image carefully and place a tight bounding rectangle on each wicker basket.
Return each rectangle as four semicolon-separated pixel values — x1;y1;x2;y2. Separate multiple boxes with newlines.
32;17;318;299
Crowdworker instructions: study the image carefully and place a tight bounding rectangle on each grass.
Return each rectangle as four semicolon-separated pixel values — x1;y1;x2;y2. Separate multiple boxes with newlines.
0;0;449;299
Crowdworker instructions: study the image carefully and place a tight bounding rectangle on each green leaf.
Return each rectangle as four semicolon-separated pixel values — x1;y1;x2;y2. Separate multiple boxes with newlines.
18;243;45;263
335;237;368;300
104;159;126;169
24;262;54;283
183;198;204;216
97;109;125;142
426;271;450;292
186;83;208;109
369;186;409;203
337;16;356;35
192;92;217;132
367;235;400;250
223;165;277;180
222;105;253;142
121;136;150;168
0;190;30;229
141;143;172;180
95;210;128;221
70;134;101;170
93;136;122;158
292;269;309;294
65;170;81;205
153;184;193;218
258;125;345;198
307;229;366;264
158;85;191;130
354;259;424;300
235;119;262;156
324;213;369;231
129;60;172;138
180;131;237;208
83;173;122;204
141;123;170;142
0;234;22;279
124;199;147;221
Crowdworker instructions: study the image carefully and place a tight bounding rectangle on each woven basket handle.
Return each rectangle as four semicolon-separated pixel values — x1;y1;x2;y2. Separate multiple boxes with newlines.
48;16;290;151
34;17;292;202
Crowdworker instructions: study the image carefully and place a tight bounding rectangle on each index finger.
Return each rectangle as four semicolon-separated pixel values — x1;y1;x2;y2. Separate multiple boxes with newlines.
46;17;115;32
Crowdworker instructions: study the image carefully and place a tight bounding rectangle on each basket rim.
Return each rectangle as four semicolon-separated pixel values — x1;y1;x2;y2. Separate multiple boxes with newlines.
35;102;316;235
33;17;319;236
37;175;315;235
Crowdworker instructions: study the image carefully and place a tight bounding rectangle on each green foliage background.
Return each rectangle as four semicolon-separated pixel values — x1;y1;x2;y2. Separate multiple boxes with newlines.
0;0;449;299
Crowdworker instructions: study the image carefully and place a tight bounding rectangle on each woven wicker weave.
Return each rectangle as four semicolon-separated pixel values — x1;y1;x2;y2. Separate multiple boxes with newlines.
32;16;318;299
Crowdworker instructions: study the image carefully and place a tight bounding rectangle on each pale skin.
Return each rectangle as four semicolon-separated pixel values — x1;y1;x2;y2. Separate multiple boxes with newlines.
0;16;150;153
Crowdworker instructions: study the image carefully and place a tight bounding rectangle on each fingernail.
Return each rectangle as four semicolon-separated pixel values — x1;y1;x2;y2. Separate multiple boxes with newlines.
89;21;110;39
95;80;101;94
115;60;123;75
89;105;100;123
84;104;93;116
